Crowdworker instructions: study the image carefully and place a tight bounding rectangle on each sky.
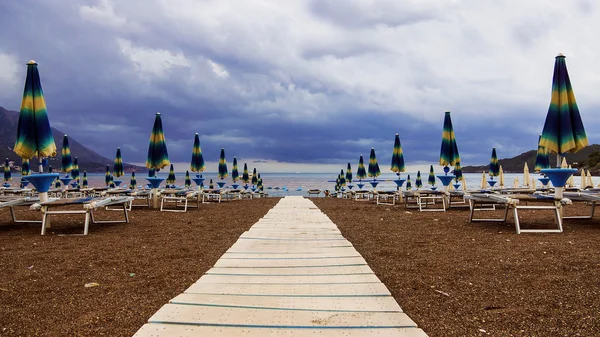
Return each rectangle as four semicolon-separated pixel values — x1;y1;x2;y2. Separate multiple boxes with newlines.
1;0;600;173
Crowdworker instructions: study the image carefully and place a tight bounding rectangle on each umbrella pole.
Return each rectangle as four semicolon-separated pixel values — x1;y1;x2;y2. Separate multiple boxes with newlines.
152;188;159;208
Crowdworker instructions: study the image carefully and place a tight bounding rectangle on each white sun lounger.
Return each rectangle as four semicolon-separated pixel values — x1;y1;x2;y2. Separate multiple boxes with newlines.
159;189;199;212
562;191;600;220
0;196;43;224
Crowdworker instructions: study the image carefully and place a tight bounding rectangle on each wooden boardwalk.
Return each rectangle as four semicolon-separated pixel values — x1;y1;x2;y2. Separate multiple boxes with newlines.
133;196;427;336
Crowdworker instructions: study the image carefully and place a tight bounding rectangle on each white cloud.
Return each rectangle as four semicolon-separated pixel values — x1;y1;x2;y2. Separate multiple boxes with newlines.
0;52;21;103
79;0;127;28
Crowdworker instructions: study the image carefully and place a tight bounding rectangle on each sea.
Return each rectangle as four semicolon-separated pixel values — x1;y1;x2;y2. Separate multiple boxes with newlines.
9;172;599;197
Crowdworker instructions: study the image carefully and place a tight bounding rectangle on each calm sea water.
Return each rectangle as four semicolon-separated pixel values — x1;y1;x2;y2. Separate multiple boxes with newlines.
10;172;598;197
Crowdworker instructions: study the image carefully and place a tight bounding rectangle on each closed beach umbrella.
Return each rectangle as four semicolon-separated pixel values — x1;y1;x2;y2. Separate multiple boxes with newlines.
109;174;115;188
416;171;423;189
251;168;258;185
166;163;176;185
231;157;239;182
406;174;412;190
567;165;575;187
185;170;191;188
356;155;367;181
539;54;588;165
513;177;519;188
439;110;461;169
71;157;80;186
560;158;568;168
242;163;250;184
21;158;31;176
129;171;137;189
190;133;205;173
454;162;464;189
346;162;353;184
54;177;61;188
339;169;346;187
114;147;124;178
209;179;214;189
480;171;487;190
146;112;169;171
148;168;156;178
587;170;594;188
428;165;436;187
4;158;11;182
489;148;500;178
523;163;531;187
391;133;405;175
82;171;88;188
105;165;111;186
218;148;228;179
13;60;57;171
534;135;550;172
368;148;381;179
499;165;505;188
61;134;73;173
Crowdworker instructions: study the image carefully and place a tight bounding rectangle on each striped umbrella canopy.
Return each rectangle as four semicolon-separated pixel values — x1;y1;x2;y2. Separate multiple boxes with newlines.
148;168;156;178
190;133;205;173
185;170;191;188
439;110;460;169
48;165;53;173
428;165;436;186
218;148;228;179
105;165;111;186
489;148;500;177
335;175;341;191
146;112;169;171
416;171;423;189
129;172;137;189
4;158;11;182
345;162;352;183
231;157;239;182
13;60;57;168
356;155;367;180
391;133;405;174
539;54;588;165
257;175;263;191
406;174;412;190
251;168;258;185
71;157;80;184
534;135;550;172
82;171;88;188
61;134;73;173
21;158;30;176
109;174;115;188
368;148;381;178
166;163;176;185
339;169;346;187
54;177;61;188
242;163;250;184
209;179;214;189
453;162;463;181
114;147;124;177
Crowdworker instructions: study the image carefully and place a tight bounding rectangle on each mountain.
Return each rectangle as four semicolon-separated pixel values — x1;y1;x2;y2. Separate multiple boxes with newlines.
0;106;146;173
462;144;600;173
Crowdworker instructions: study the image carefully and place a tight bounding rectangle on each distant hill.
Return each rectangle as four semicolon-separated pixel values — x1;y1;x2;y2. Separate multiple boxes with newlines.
462;144;600;173
0;106;146;173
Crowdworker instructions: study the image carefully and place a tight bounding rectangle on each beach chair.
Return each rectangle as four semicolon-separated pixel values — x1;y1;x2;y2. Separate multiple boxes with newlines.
307;189;321;197
402;190;448;211
353;190;370;201
561;191;600;220
32;196;134;235
159;189;199;212
202;189;226;203
225;189;242;201
0;195;43;224
373;190;397;205
465;193;569;234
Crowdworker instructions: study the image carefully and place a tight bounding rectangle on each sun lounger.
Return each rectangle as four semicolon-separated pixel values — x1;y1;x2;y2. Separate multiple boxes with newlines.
562;191;600;220
32;196;134;235
159;189;199;212
372;190;398;205
353;190;370;201
465;193;570;234
202;189;226;203
307;189;321;197
402;190;448;211
0;196;43;224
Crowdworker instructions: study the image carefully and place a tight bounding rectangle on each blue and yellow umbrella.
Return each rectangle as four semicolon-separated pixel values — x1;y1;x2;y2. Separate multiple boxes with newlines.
21;158;30;176
416;171;423;189
534;135;550;172
428;165;436;186
231;157;239;182
71;157;80;186
54;177;61;188
368;148;380;178
166;163;176;185
114;147;124;178
190;133;205;173
146;112;169;171
346;162;352;184
185;170;191;188
61;134;73;173
209;179;214;189
391;133;405;175
105;165;111;186
489;148;500;178
218;148;228;179
82;171;88;188
242;163;250;184
539;54;588;165
4;158;11;182
440;110;460;170
356;155;367;181
339;169;346;187
406;174;412;190
129;172;137;189
109;174;115;188
453;162;463;185
251;168;258;185
13;60;57;166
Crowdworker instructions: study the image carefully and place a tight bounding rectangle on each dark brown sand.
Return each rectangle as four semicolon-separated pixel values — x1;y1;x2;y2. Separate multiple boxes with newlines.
0;198;279;336
313;197;600;337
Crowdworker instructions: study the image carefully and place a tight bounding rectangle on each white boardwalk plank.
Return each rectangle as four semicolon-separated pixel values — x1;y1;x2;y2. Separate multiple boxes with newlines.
226;246;359;254
196;273;381;284
206;265;373;275
185;282;392;296
214;256;367;268
220;252;362;259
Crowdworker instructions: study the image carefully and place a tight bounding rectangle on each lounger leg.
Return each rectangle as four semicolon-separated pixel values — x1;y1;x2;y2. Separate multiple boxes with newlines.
514;207;521;234
469;200;475;222
41;208;50;235
160;197;165;211
502;204;509;221
123;204;129;223
554;206;563;233
84;212;90;235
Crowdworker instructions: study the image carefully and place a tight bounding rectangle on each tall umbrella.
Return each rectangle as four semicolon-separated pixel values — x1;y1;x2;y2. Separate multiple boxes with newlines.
231;157;239;182
251;168;258;185
346;162;353;184
428;165;436;187
489;148;500;178
129;172;137;189
242;163;250;184
534;135;550;172
218;148;228;179
339;169;346;187
4;159;11;182
166;163;176;185
146;112;169;171
416;171;423;189
105;165;111;186
61;134;73;173
22;159;30;176
453;162;463;181
209;179;214;189
14;60;57;171
391;133;405;175
114;147;124;177
368;148;381;178
480;171;487;190
439;110;461;170
54;177;61;188
82;171;88;188
185;170;191;188
523;163;531;187
499;165;505;188
406;174;412;190
587;170;594;189
109;174;115;188
71;157;80;186
539;54;587;166
356;155;367;181
190;133;205;174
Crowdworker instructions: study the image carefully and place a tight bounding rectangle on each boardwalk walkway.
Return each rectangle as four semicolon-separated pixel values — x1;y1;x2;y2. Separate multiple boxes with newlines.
133;196;427;336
